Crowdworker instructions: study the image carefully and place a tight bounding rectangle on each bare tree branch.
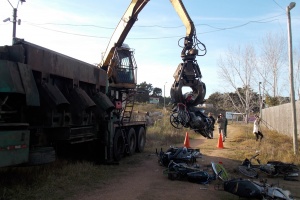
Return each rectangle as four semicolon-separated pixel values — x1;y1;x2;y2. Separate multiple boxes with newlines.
217;44;257;122
259;32;286;97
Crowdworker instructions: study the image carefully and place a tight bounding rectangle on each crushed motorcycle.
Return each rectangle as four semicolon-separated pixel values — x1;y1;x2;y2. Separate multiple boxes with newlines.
224;178;294;200
156;146;201;167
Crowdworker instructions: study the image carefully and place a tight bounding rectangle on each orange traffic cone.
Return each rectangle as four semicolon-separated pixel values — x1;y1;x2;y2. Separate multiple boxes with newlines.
183;132;191;148
217;134;224;148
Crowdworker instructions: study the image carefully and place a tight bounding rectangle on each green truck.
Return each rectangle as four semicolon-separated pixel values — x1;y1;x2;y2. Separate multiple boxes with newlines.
0;38;147;167
0;0;152;168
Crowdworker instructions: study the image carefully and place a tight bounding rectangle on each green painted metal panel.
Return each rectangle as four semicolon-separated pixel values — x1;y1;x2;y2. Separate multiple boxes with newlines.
18;63;40;106
0;129;30;167
0;60;24;94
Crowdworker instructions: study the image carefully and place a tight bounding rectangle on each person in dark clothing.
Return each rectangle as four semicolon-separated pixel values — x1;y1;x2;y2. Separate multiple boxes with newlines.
208;112;215;138
216;113;225;142
224;116;228;138
208;112;215;127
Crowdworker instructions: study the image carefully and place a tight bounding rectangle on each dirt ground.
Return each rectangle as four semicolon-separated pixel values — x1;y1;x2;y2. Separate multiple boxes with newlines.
69;128;300;200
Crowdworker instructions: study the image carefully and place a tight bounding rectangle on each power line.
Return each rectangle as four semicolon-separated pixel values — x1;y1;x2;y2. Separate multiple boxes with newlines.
24;13;285;30
18;13;287;40
27;23;110;39
272;0;285;11
24;22;115;29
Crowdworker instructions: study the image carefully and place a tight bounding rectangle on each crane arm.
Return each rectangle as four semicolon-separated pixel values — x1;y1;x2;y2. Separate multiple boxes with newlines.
100;0;149;70
170;0;206;106
170;0;196;58
97;0;206;105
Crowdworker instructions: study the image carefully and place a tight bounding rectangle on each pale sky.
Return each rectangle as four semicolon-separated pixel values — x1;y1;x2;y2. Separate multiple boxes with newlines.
1;0;299;98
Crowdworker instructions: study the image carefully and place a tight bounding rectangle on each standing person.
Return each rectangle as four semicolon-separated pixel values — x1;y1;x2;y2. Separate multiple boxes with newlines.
216;113;225;142
224;116;228;138
208;112;215;138
253;115;264;141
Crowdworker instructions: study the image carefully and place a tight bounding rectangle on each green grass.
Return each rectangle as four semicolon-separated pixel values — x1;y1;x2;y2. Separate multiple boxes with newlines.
0;160;122;200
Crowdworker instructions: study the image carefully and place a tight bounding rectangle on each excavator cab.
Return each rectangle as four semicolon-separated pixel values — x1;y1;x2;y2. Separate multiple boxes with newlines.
108;45;137;89
99;0;149;90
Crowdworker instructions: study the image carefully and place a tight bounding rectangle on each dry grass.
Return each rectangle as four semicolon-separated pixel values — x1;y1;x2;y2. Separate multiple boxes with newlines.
225;122;300;165
133;102;162;113
145;111;186;148
218;122;300;200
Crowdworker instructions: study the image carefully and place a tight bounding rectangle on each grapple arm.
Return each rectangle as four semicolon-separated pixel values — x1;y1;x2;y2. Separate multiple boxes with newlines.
169;0;206;106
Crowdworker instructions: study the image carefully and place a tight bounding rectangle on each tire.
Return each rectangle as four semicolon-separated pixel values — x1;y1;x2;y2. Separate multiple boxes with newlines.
238;165;258;178
113;129;125;161
170;112;183;129
127;128;136;156
268;161;299;176
136;127;146;153
279;164;299;176
178;110;190;127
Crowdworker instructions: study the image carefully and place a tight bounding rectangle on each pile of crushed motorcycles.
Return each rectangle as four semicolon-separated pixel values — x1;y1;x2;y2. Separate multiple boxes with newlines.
156;146;297;200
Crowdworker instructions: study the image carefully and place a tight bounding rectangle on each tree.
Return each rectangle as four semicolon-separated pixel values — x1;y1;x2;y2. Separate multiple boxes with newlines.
258;32;286;98
217;45;258;122
228;87;259;113
152;87;162;97
137;82;153;94
135;88;149;103
264;94;290;107
206;92;226;112
265;94;280;107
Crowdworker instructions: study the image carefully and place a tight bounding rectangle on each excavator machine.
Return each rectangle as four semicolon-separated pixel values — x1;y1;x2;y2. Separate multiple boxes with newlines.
98;0;150;128
0;0;210;168
99;0;206;107
98;0;210;138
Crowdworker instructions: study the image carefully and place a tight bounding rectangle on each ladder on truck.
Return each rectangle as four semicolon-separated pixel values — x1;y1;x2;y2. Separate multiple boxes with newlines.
121;89;136;123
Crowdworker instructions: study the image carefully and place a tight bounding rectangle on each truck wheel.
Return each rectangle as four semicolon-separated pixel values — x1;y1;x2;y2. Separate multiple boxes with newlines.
113;129;125;161
136;127;146;153
127;128;136;156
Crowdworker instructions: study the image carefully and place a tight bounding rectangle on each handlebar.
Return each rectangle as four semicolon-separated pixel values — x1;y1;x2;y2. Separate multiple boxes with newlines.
249;153;260;164
250;153;259;160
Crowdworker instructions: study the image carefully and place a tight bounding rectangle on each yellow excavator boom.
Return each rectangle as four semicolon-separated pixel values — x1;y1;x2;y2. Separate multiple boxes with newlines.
99;0;149;71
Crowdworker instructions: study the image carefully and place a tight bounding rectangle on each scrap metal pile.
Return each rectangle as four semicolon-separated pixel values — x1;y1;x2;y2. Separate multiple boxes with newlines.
157;146;227;184
156;147;296;199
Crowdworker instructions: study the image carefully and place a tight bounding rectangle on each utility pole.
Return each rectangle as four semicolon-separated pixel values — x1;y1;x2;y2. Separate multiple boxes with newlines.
164;82;167;110
3;0;25;44
13;8;17;39
259;82;262;118
287;2;298;155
